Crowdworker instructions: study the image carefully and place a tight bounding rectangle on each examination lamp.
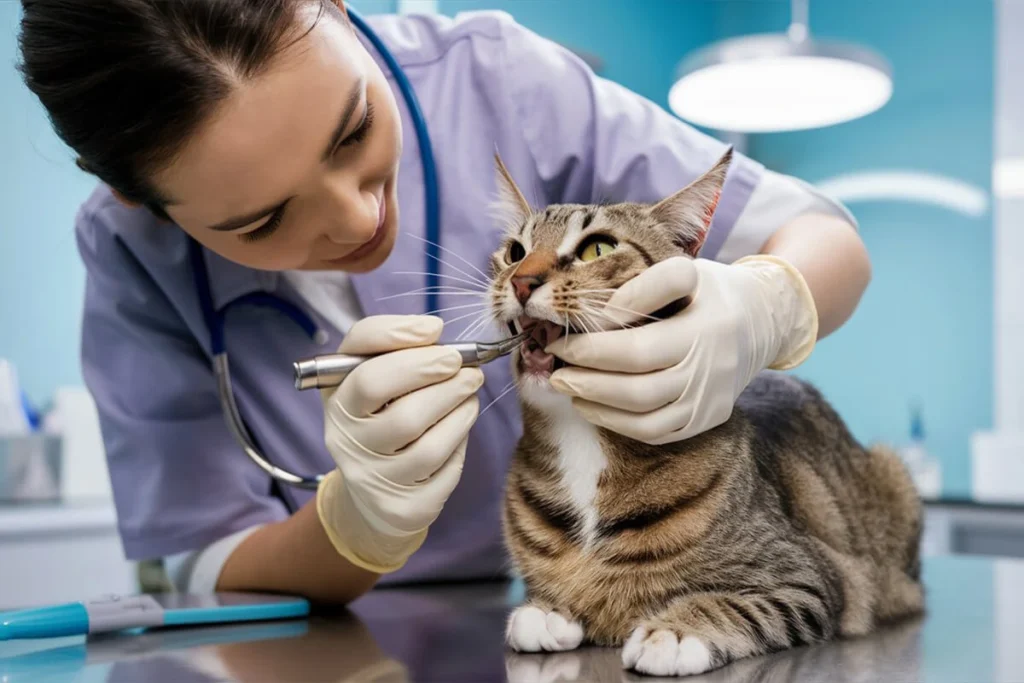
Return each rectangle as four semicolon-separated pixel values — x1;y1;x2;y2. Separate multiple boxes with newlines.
668;0;893;133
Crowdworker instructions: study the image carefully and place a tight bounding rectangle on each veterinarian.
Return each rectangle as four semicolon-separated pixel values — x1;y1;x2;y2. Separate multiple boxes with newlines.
18;0;869;603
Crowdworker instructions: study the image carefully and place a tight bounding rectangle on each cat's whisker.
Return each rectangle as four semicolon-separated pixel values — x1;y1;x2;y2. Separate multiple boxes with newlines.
478;380;518;418
426;302;489;317
443;308;496;327
571;310;601;354
419;250;491;289
406;233;492;283
458;307;500;340
580;299;662;324
459;314;497;341
578;303;631;336
378;291;488;302
381;284;482;295
392;271;488;291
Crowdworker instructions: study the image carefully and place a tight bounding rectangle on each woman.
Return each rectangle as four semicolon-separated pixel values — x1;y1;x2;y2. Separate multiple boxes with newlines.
18;0;870;603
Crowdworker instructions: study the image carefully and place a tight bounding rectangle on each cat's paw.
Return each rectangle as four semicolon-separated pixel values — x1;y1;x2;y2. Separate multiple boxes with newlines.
621;626;712;677
506;605;584;652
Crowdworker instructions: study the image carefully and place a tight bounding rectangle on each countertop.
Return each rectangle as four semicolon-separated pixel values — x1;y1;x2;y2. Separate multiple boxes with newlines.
1;555;1022;682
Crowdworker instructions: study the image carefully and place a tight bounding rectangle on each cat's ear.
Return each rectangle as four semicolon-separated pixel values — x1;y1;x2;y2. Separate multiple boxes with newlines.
650;147;732;257
492;151;532;232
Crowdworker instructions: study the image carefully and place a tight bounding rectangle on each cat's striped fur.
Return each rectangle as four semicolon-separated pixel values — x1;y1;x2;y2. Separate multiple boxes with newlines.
489;150;924;677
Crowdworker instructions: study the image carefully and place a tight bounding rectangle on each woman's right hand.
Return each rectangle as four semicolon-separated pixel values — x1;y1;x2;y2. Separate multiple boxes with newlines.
316;315;484;574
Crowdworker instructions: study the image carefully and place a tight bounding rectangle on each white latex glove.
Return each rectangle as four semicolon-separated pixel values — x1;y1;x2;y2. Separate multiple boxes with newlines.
546;255;818;445
316;315;484;574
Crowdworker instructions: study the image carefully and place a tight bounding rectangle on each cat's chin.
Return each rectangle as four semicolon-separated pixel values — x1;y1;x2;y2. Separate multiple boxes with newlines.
517;372;574;412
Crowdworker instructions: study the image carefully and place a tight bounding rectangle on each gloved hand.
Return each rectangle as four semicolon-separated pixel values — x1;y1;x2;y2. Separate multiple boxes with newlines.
316;315;484;574
546;255;818;445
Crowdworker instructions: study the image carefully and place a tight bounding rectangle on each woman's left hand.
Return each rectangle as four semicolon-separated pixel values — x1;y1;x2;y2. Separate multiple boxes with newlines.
546;255;819;445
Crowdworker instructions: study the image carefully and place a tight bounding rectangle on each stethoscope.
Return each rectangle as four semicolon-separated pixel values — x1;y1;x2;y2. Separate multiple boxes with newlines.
188;9;440;502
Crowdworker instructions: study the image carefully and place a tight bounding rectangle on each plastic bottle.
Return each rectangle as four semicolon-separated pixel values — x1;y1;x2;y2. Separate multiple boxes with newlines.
900;402;942;499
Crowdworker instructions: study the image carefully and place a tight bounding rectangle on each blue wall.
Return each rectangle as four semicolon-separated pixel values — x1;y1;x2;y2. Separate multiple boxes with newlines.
0;5;96;403
711;0;994;497
437;0;713;109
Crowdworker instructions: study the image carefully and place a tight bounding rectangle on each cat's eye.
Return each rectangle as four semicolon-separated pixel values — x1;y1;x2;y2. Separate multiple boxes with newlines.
577;236;617;262
507;240;526;264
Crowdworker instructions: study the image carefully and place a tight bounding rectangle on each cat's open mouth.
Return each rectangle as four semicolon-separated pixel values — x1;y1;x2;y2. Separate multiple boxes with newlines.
509;316;570;376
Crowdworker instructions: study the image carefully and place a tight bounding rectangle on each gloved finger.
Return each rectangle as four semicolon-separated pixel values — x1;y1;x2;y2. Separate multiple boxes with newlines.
334;345;463;417
339;315;444;355
570;397;695;446
416;430;470;494
360;368;484;455
549;366;683;413
378;394;480;485
546;319;685;373
599;257;699;326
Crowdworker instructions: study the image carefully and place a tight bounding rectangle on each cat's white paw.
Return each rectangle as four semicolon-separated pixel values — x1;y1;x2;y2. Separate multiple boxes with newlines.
506;605;584;652
621;627;713;677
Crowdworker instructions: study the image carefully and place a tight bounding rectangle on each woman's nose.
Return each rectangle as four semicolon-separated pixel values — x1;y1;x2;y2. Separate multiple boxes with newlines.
322;183;380;246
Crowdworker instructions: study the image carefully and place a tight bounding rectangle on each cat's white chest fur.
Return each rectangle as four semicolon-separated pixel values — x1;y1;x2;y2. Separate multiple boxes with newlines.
531;391;607;547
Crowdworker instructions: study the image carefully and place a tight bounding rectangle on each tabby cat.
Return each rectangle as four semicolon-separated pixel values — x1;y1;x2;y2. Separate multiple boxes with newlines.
488;150;924;677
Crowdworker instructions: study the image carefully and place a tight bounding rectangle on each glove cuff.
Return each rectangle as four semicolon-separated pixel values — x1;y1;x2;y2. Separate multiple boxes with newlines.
733;254;819;371
316;469;429;574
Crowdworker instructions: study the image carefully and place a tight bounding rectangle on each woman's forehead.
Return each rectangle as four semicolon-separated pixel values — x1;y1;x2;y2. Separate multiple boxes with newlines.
154;12;365;226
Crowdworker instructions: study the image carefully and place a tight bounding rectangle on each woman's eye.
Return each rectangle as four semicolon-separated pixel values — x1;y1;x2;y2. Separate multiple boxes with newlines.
239;210;284;243
577;236;617;262
338;102;375;150
507;240;526;263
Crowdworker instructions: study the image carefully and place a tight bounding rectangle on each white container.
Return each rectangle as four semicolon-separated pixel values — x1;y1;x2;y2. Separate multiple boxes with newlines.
46;386;112;501
972;430;1024;503
0;435;62;502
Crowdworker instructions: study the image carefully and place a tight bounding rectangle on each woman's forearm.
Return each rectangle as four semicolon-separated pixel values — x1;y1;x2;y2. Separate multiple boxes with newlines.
760;212;872;339
217;498;380;604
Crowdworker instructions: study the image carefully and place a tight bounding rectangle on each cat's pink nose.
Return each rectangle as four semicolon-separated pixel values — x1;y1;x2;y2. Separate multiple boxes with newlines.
511;275;543;305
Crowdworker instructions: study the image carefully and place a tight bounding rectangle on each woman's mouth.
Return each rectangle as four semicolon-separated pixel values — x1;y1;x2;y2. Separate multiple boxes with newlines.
511;315;569;376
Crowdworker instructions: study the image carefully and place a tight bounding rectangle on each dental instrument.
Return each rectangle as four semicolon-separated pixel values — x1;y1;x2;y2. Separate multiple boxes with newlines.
293;331;528;390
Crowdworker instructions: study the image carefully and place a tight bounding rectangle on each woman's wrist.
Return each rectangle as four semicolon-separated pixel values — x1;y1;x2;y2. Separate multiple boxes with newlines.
217;496;379;605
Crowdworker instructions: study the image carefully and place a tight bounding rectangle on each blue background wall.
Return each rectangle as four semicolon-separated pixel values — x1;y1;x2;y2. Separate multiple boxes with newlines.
0;5;97;403
709;0;994;497
0;0;994;496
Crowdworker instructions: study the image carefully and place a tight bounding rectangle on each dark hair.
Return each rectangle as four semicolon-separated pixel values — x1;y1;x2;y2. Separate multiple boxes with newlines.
18;0;337;219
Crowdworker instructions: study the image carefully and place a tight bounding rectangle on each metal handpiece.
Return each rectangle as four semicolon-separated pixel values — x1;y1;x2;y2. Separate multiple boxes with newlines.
293;331;528;390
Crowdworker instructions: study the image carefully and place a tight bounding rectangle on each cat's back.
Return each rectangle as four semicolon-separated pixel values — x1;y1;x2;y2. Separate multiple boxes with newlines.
733;370;863;468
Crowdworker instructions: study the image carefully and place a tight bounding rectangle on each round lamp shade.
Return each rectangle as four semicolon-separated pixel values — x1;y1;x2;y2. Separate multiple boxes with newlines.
669;34;893;133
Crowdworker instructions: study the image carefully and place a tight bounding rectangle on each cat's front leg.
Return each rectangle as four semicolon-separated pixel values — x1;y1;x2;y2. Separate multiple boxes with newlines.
622;589;835;677
506;602;585;653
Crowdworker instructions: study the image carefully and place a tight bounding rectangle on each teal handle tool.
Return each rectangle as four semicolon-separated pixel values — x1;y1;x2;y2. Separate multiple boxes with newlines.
0;592;309;641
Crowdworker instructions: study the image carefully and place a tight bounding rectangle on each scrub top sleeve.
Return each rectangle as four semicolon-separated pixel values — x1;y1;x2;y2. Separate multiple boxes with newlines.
76;203;288;561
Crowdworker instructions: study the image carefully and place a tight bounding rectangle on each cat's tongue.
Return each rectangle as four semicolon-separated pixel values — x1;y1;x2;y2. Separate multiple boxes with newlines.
519;318;565;376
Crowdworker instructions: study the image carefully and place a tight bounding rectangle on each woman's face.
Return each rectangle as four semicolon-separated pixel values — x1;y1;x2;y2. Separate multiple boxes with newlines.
153;5;402;273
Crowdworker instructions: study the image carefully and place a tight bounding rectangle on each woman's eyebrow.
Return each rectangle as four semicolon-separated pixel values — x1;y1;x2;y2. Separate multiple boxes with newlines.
321;77;366;161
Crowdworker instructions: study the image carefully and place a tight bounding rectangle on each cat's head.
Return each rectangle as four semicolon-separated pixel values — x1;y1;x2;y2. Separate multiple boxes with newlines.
486;149;732;404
